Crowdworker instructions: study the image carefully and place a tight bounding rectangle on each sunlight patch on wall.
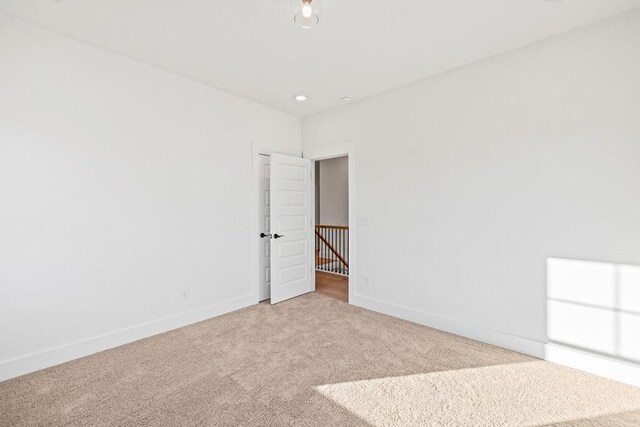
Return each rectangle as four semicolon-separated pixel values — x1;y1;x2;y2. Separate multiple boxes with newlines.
315;361;640;427
547;258;640;363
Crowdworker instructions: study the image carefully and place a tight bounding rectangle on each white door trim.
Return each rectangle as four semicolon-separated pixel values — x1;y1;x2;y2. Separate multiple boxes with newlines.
251;142;301;304
303;141;356;304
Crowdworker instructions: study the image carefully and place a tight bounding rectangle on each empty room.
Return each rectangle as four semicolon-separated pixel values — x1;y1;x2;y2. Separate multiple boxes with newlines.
1;1;640;426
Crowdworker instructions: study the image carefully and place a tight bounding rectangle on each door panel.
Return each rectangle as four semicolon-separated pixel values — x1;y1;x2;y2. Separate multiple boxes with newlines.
258;155;271;301
270;153;314;304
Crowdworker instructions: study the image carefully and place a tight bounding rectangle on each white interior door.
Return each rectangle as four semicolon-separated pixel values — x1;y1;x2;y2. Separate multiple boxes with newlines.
270;153;314;304
258;154;271;301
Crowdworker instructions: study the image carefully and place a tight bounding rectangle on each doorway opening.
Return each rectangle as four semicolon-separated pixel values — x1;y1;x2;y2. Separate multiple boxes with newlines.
253;143;355;306
314;156;349;302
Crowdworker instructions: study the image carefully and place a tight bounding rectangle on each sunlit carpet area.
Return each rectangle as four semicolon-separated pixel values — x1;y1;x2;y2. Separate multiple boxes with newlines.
2;293;640;426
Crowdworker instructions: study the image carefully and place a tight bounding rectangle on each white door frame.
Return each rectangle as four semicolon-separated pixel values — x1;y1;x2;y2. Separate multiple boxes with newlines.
251;142;301;304
304;141;357;304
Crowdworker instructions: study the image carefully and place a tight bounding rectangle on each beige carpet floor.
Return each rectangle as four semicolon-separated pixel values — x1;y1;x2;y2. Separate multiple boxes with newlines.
1;293;640;426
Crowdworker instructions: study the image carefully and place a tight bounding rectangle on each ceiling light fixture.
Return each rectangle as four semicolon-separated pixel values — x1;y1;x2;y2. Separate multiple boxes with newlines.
295;95;307;101
293;0;321;29
340;96;352;103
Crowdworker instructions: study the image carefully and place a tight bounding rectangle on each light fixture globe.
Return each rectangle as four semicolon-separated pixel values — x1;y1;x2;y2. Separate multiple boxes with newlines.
293;0;321;29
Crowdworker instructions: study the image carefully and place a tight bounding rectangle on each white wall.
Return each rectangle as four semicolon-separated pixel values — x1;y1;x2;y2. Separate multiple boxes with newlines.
318;156;349;226
303;10;640;351
0;15;301;380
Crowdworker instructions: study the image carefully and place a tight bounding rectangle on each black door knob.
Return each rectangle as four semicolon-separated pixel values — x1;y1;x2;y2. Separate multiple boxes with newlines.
260;233;271;238
273;234;284;239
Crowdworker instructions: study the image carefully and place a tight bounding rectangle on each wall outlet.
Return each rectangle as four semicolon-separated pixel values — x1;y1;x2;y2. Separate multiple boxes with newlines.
357;216;369;226
181;288;190;300
362;276;370;288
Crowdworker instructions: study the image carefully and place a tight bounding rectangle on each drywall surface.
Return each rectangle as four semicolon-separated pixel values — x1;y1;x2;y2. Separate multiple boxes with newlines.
318;156;349;226
303;10;640;347
0;15;301;379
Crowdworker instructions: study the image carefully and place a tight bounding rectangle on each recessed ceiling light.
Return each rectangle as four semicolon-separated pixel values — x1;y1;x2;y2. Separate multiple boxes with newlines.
295;95;307;102
340;96;352;103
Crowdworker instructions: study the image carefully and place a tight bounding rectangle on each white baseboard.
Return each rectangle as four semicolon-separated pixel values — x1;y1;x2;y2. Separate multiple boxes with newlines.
0;294;255;382
545;343;640;387
351;294;546;358
351;294;640;387
4;293;639;389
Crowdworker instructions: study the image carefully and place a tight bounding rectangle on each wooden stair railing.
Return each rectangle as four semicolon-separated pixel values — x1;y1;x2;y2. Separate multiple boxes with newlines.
315;225;349;275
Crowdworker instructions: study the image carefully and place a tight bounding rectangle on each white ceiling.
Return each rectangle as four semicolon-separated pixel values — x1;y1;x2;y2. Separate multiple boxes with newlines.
1;0;640;116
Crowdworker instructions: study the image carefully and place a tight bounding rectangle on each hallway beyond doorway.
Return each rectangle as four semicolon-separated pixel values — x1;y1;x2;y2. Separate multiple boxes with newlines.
314;154;350;303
